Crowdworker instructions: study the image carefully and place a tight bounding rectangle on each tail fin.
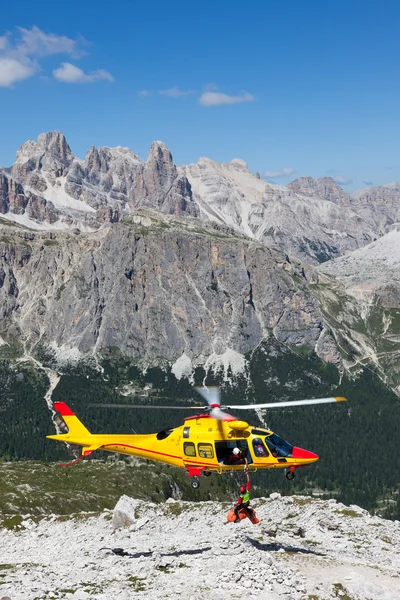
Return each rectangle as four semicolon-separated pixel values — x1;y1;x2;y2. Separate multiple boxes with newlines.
51;402;91;437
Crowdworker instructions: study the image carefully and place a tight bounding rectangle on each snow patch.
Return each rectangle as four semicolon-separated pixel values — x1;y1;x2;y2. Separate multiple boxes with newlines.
171;352;193;380
204;347;246;381
40;177;96;213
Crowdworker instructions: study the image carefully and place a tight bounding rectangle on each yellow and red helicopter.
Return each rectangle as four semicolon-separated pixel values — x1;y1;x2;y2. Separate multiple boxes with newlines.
48;388;347;488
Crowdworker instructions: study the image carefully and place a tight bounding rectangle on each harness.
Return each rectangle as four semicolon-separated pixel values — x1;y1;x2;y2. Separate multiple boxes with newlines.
240;491;250;505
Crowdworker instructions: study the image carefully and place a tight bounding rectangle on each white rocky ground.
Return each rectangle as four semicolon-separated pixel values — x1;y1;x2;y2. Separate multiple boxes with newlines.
1;494;399;600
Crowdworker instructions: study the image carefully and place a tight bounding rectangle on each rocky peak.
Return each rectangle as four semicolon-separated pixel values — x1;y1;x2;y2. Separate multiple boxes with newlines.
351;182;400;204
142;141;179;204
12;131;74;188
288;176;351;205
146;141;174;168
227;158;251;173
15;131;73;168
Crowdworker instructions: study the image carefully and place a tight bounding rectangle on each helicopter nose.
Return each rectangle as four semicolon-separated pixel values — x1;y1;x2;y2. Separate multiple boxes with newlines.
292;447;319;461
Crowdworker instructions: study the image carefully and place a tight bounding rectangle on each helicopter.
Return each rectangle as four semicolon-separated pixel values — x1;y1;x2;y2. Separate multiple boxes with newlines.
47;388;347;488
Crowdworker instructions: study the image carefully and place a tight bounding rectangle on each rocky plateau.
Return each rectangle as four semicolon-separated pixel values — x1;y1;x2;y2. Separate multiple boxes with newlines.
0;493;399;600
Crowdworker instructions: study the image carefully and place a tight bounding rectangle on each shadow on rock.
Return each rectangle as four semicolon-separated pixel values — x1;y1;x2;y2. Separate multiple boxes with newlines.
100;546;212;558
246;537;326;556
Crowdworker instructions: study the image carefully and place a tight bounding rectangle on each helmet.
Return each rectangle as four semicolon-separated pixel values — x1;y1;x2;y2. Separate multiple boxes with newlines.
239;485;246;493
233;447;240;455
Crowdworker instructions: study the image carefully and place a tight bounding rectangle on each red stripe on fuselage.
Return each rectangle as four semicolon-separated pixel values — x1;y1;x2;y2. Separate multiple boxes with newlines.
102;443;182;461
102;443;220;468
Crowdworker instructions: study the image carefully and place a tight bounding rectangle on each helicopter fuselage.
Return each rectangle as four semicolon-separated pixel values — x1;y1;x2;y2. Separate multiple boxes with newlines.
48;404;318;482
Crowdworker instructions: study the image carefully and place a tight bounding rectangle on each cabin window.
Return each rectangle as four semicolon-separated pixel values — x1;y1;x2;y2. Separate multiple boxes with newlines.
252;437;269;457
198;443;214;459
183;426;190;439
184;442;196;457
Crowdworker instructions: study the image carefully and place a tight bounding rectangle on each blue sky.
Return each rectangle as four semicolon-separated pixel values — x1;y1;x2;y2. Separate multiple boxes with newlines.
0;0;399;191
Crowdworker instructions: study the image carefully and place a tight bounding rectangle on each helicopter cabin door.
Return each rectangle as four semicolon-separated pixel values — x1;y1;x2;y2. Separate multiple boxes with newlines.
214;440;252;467
181;425;216;468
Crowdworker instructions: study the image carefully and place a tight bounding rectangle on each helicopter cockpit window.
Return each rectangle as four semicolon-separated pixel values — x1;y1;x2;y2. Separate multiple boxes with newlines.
183;442;196;457
198;443;214;459
252;438;269;457
265;433;293;458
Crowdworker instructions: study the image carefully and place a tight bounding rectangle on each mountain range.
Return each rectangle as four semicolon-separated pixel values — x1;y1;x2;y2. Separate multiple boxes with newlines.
1;131;400;381
2;131;400;264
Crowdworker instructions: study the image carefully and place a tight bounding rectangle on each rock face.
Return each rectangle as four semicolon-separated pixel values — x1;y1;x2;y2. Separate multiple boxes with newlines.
0;210;341;369
287;176;352;205
2;131;400;389
350;182;400;232
1;494;399;600
181;159;380;263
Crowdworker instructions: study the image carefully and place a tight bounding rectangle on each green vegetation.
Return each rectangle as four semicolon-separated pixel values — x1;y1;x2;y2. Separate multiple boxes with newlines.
156;565;170;573
1;335;400;518
0;459;233;519
332;583;354;600
335;509;362;518
128;576;146;591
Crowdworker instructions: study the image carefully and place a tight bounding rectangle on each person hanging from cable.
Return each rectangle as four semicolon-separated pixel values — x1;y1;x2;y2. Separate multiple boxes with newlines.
233;471;255;523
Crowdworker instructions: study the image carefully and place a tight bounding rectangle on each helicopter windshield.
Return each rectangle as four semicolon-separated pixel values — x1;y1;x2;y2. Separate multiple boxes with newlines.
265;433;293;458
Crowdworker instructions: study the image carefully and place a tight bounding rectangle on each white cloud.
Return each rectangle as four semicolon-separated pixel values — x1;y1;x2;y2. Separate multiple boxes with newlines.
17;25;80;58
158;86;193;98
0;36;9;50
138;89;152;97
199;91;254;107
0;56;35;87
0;26;112;87
264;167;296;178
334;175;352;186
53;62;114;83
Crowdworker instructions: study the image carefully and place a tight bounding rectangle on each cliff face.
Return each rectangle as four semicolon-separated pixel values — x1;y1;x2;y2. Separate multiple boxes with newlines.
0;209;342;371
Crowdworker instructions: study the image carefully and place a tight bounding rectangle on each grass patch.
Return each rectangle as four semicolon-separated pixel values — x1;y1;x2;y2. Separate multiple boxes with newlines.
306;540;321;546
165;502;188;517
156;565;171;573
380;536;392;544
128;576;146;591
334;509;361;518
293;497;313;506
1;515;23;530
332;583;354;600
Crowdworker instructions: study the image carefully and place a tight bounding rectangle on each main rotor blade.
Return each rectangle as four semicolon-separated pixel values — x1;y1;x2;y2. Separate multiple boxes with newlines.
89;403;205;410
194;387;221;406
226;396;347;410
